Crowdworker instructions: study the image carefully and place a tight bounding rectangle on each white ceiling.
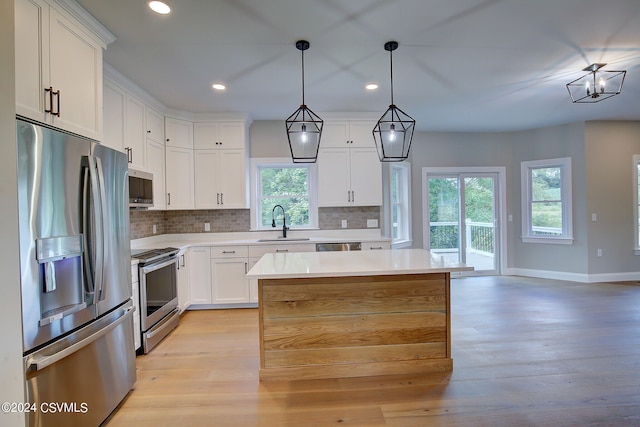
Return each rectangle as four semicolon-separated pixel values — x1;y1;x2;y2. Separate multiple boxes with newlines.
76;0;640;132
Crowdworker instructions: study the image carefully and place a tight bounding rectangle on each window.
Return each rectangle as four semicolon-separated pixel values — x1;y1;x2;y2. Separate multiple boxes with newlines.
521;157;573;244
633;155;640;254
390;163;411;246
251;158;317;230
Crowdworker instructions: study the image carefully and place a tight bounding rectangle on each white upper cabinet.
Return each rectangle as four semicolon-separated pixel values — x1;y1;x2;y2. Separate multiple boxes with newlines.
165;118;195;210
15;0;107;140
124;94;146;170
145;107;164;144
318;120;382;207
193;121;246;150
320;121;376;149
193;120;249;209
102;79;126;152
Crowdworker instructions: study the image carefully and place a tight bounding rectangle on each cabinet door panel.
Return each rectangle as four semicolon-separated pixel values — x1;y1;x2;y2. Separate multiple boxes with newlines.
146;140;166;210
125;95;146;170
349;148;382;206
348;121;376;148
218;149;248;208
49;8;102;139
318;148;350;207
165;118;193;149
188;247;212;305
320;122;349;148
165;146;195;209
218;122;245;149
194;150;220;208
145;107;164;144
211;259;250;303
193;122;218;149
15;0;49;121
102;80;126;153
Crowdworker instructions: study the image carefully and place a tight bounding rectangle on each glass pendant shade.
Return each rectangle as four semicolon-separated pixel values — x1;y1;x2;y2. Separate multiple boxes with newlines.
285;105;323;163
373;41;416;162
373;104;415;162
566;63;626;103
285;40;323;163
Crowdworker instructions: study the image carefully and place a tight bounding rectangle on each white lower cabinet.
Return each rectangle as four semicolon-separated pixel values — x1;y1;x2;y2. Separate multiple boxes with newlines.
176;248;190;312
131;264;141;352
362;241;391;250
210;246;250;304
188;246;212;305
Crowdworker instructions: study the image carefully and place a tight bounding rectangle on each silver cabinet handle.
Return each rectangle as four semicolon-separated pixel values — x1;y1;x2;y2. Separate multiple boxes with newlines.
275;249;289;253
222;250;236;254
245;262;248;274
167;193;171;206
370;246;383;250
217;193;220;204
351;190;355;202
347;191;351;202
220;193;223;205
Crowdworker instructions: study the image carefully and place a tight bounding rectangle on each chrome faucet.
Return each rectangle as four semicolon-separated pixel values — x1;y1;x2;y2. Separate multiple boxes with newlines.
272;204;289;238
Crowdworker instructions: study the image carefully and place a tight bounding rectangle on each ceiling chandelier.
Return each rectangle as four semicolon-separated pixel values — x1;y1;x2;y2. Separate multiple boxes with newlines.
285;40;323;163
566;63;626;103
372;41;415;162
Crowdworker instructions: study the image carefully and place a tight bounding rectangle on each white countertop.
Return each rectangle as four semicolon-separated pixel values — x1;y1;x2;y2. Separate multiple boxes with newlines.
246;249;473;279
130;230;391;251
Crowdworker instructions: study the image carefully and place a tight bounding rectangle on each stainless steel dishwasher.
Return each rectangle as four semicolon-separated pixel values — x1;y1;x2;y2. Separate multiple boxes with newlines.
315;242;362;251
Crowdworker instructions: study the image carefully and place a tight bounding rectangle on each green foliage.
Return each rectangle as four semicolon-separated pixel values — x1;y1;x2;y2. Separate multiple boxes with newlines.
260;167;310;227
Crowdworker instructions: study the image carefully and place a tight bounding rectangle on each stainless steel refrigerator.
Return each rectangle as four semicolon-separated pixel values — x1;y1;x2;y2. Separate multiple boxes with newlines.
17;118;136;427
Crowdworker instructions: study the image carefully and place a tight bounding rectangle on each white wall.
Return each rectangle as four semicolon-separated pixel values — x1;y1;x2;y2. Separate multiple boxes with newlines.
0;1;28;425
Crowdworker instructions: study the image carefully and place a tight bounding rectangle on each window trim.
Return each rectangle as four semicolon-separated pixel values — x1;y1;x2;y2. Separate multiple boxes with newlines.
633;155;640;255
390;163;412;248
250;157;318;231
520;157;573;244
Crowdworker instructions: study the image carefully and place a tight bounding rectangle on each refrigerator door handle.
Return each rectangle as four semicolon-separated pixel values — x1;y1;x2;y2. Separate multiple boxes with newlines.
25;305;134;373
88;156;106;304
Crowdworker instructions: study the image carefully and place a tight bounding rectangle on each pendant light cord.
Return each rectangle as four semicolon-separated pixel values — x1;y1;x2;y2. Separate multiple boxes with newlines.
301;47;305;106
389;48;394;105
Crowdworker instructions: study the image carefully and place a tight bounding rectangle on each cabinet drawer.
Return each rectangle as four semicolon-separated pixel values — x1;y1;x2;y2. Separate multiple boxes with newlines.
362;241;391;250
249;243;316;258
211;245;249;258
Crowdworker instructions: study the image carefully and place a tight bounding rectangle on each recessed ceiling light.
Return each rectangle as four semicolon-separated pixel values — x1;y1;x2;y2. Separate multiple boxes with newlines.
212;83;226;91
148;1;171;15
366;83;379;91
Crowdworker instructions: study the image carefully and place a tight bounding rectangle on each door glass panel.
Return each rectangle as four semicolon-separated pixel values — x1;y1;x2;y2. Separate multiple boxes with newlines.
464;176;497;272
427;173;499;274
428;177;460;265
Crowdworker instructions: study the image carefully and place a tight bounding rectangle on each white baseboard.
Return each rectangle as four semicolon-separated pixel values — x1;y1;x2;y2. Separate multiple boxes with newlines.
504;267;640;283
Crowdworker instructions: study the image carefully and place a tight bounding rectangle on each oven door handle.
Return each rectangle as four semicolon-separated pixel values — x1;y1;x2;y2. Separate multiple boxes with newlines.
140;257;178;274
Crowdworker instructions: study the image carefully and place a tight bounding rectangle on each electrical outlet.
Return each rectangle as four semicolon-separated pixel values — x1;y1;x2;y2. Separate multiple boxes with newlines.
341;220;347;228
597;249;603;257
152;224;157;234
204;222;211;232
367;219;378;228
592;213;597;222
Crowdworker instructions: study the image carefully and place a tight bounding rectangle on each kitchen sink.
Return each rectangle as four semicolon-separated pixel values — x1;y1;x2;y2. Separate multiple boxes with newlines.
256;238;310;242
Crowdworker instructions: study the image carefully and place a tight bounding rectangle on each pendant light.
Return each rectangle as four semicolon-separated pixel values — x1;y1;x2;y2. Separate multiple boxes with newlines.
372;41;415;162
285;40;323;163
566;63;626;103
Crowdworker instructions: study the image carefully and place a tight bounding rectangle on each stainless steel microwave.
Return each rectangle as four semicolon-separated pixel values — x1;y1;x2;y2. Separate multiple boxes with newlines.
129;169;153;208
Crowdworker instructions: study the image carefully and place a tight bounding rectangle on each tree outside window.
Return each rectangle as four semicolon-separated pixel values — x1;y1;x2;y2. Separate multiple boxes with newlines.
256;164;315;229
521;157;573;244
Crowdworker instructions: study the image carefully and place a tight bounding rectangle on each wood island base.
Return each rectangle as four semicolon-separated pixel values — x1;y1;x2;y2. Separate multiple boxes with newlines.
258;272;452;381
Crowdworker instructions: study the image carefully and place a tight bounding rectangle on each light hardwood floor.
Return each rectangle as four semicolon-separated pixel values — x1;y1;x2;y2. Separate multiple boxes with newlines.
104;276;640;426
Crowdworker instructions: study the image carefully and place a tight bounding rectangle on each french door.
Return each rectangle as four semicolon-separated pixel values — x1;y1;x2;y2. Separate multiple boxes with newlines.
423;170;502;275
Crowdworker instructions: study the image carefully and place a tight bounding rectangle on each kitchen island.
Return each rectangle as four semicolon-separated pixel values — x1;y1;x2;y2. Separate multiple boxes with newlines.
246;249;472;381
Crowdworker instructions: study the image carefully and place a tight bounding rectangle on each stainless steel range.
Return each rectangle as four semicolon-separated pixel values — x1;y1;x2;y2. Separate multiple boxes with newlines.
132;247;180;353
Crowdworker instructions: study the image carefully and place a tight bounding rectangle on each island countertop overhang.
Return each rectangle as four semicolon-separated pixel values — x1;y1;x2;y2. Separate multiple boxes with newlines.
246;249;473;280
